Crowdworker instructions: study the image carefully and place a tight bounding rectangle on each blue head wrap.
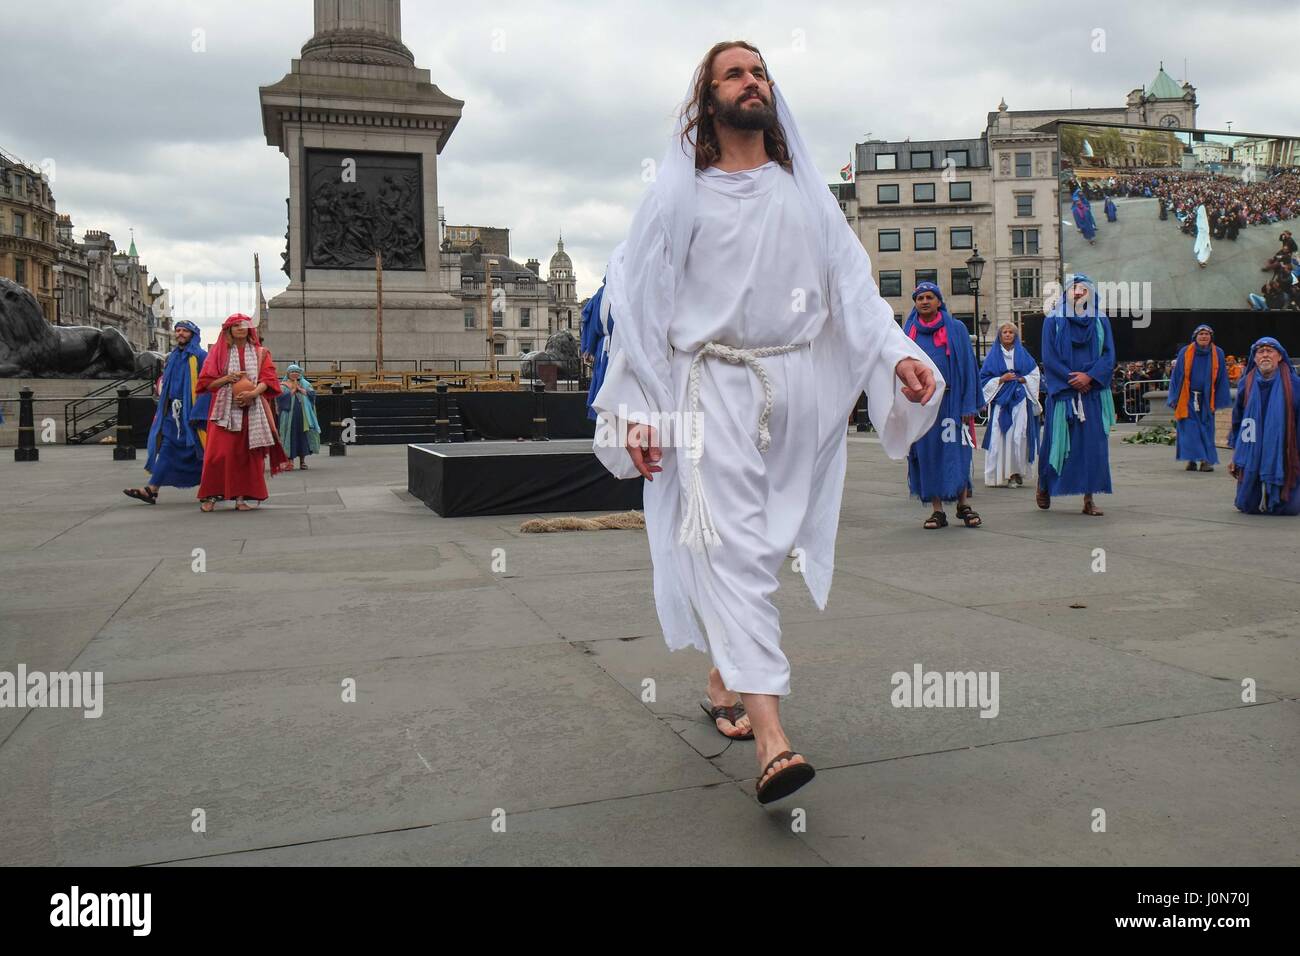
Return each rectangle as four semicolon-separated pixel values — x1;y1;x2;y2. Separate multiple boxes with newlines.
1232;337;1299;511
911;281;944;305
145;318;209;470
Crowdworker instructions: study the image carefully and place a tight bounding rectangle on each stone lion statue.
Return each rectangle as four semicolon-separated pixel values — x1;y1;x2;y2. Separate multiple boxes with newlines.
0;277;160;378
521;329;581;379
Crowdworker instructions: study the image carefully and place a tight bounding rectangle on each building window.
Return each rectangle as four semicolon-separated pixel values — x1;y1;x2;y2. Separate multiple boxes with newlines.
877;184;899;204
520;307;530;327
1016;194;1034;217
493;342;506;356
463;308;475;329
1013;268;1041;298
492;308;503;328
1011;228;1040;255
950;227;973;249
913;182;935;203
13;213;25;237
949;181;972;202
14;258;26;285
875;153;897;171
1015;152;1032;177
945;149;969;168
951;268;971;296
915;269;938;288
879;271;902;297
520;340;534;353
878;229;901;252
910;150;933;169
914;228;936;251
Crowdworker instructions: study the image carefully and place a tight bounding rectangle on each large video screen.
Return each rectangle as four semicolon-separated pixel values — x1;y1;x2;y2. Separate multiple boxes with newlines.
1058;123;1300;311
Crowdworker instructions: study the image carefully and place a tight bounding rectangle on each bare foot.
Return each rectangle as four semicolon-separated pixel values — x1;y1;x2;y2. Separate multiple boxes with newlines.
706;667;751;737
200;497;217;513
756;737;809;791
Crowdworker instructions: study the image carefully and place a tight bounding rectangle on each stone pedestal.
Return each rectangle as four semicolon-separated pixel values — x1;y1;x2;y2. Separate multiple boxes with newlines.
258;0;469;366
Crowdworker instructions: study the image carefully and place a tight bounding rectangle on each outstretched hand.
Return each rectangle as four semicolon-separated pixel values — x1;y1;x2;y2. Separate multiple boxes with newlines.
896;358;936;404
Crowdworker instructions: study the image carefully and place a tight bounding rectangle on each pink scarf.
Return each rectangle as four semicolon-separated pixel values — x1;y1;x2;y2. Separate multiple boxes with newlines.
908;312;949;355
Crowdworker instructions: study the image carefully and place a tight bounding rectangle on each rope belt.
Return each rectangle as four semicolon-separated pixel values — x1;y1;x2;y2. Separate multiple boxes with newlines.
678;340;804;553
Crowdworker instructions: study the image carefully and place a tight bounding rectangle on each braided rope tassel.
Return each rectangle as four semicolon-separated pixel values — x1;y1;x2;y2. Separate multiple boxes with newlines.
676;341;804;553
679;348;720;552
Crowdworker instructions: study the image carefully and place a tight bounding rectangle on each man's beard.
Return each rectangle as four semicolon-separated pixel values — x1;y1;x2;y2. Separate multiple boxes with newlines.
712;90;777;132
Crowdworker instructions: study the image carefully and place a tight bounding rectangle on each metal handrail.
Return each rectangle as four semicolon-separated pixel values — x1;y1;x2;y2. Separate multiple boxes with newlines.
1119;378;1169;424
63;379;153;444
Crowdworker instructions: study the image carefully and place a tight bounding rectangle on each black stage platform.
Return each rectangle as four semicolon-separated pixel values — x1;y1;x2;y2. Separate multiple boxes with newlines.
407;440;644;517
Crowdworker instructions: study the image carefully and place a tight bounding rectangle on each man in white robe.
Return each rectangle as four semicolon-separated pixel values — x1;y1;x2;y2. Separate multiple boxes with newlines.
591;41;943;803
981;323;1042;488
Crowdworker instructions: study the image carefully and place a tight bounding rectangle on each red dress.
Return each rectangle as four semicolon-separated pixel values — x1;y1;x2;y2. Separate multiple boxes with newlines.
196;345;286;501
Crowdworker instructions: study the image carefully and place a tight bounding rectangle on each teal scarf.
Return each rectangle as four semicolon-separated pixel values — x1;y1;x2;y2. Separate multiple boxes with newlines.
1049;316;1116;473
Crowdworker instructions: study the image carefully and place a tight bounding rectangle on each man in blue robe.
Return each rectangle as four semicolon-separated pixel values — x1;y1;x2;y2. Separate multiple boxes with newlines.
1104;196;1118;223
1072;189;1097;243
580;276;613;422
124;320;210;504
1036;273;1115;516
1167;324;1230;472
903;281;980;528
1228;337;1300;515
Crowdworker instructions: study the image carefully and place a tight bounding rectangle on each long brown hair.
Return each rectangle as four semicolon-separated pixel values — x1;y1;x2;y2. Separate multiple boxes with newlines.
680;41;793;173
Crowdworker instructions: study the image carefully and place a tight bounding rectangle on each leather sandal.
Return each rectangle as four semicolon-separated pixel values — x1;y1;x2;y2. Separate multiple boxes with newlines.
956;504;982;527
923;510;948;529
1035;486;1051;510
1081;498;1104;516
755;751;816;804
123;487;157;505
700;700;753;740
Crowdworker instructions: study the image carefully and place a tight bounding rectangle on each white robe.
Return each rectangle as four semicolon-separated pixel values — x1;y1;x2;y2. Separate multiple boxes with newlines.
982;345;1042;487
592;160;942;696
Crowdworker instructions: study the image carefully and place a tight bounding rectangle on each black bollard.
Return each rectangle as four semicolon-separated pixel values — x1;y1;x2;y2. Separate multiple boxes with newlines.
329;382;347;456
854;391;870;432
112;387;136;461
531;379;549;441
14;387;38;462
435;381;449;443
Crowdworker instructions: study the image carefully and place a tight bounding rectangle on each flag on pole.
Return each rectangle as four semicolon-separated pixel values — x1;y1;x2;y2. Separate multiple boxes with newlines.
840;153;853;181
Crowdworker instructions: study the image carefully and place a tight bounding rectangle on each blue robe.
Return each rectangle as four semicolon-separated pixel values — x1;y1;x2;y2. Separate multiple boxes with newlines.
145;342;210;488
979;335;1040;463
580;282;611;421
277;385;321;459
1229;364;1300;515
1167;343;1229;463
1072;191;1097;241
904;309;977;501
1037;301;1116;496
1104;197;1117;222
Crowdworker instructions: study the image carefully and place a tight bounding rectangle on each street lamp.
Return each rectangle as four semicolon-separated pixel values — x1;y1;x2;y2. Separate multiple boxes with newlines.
965;247;986;359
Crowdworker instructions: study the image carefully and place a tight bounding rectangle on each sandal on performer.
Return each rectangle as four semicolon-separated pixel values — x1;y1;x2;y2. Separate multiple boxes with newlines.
923;510;948;529
1010;473;1024;487
755;751;816;804
956;504;982;528
1081;498;1104;517
200;497;218;513
123;487;157;505
700;701;754;740
1035;486;1051;510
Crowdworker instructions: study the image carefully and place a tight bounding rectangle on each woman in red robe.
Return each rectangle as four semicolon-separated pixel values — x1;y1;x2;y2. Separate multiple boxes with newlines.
195;314;290;511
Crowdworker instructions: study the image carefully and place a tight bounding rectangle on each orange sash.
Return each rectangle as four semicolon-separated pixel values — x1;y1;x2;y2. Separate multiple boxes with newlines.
1174;343;1218;420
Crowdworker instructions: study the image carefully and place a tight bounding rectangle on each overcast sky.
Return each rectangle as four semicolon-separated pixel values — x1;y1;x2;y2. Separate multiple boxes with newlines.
3;0;1297;348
